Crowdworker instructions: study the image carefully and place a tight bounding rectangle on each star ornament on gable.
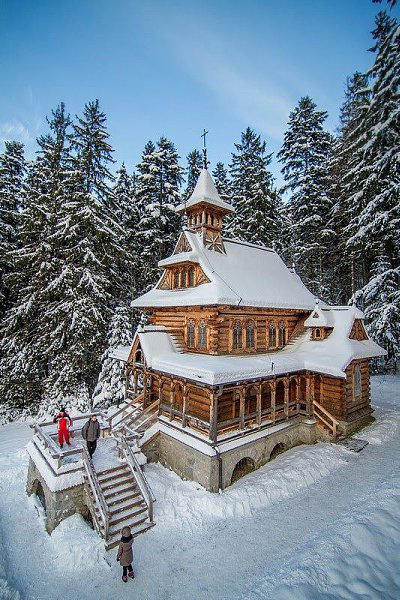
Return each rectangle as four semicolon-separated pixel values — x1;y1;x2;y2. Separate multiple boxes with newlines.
205;230;225;253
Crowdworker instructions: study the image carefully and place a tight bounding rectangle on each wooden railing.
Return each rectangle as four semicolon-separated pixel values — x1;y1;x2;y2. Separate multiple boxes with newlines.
82;446;110;540
127;398;160;432
313;400;339;440
119;438;155;522
107;392;144;430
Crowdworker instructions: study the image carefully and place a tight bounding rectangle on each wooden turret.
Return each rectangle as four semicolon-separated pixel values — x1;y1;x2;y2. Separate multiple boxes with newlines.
175;169;234;253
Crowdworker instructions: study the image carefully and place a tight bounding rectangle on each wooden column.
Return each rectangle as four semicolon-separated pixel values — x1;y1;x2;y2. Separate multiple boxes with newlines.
125;369;130;400
169;381;174;421
295;376;300;413
256;383;262;426
143;372;148;408
239;387;245;429
284;379;289;420
134;371;138;395
209;390;218;442
305;374;311;417
182;383;187;428
271;380;276;422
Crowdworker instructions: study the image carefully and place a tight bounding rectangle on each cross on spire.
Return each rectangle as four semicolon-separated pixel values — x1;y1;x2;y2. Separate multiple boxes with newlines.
201;128;209;169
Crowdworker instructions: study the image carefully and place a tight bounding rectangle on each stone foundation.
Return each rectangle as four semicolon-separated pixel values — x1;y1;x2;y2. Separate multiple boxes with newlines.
141;418;320;492
26;458;89;533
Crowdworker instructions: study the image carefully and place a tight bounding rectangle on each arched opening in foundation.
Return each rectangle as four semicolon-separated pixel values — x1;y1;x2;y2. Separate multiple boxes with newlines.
269;443;286;461
80;505;94;529
34;480;46;511
230;457;256;485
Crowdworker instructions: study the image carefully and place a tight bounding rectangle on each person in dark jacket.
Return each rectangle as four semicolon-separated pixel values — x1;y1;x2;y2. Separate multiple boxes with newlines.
81;415;100;459
53;407;73;448
117;526;134;582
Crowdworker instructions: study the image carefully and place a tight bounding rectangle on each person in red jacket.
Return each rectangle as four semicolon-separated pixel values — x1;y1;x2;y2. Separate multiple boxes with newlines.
53;407;73;448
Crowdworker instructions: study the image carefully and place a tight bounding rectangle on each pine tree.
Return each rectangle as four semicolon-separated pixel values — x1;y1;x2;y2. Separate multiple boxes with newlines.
136;137;184;292
278;97;334;297
92;304;132;408
212;162;231;202
0;141;25;316
0;104;72;413
184;149;203;200
229;127;281;248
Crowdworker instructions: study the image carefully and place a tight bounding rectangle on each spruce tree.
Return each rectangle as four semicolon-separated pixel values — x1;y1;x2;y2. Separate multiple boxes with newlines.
184;149;202;200
92;304;132;408
136;137;184;292
212;162;231;202
0;141;25;315
229;127;281;248
278;97;334;297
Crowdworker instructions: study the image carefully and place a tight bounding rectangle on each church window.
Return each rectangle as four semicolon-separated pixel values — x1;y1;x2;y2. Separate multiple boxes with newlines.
181;268;187;288
246;321;255;349
279;321;286;347
354;364;361;397
315;328;321;339
188;266;195;287
268;321;276;348
233;321;243;350
174;270;180;288
198;320;207;349
187;320;195;348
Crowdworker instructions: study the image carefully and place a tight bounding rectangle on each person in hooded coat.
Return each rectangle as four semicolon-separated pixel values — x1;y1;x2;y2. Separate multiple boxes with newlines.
81;414;100;459
53;407;73;448
117;526;134;582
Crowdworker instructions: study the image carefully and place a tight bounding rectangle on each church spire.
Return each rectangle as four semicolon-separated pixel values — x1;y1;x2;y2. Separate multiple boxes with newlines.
201;128;209;169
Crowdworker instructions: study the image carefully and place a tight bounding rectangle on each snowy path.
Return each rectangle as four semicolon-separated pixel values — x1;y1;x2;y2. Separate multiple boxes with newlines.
0;376;399;599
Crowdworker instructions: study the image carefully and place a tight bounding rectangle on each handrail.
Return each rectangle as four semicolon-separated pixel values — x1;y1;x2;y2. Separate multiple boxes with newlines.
36;410;108;429
121;439;154;521
82;446;109;540
313;400;339;439
108;392;144;425
129;399;160;430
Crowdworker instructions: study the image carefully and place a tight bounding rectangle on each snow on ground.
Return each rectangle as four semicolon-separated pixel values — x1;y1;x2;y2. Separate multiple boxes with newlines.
0;375;399;599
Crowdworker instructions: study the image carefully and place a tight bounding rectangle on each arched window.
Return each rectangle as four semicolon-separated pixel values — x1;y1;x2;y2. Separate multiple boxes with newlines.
246;321;255;349
233;321;242;349
354;364;361;397
174;270;180;288
268;321;276;348
198;320;207;349
188;266;195;287
315;328;321;339
181;268;187;288
187;320;195;348
279;321;286;347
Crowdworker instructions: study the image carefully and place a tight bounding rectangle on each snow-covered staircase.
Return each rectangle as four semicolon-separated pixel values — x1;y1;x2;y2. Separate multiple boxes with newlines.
313;400;340;440
83;437;155;550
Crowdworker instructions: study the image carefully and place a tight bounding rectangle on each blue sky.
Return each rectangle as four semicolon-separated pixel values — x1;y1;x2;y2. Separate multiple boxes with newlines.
0;0;385;185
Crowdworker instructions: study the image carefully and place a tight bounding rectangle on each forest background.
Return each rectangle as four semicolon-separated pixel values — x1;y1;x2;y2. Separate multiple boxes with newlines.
0;0;398;420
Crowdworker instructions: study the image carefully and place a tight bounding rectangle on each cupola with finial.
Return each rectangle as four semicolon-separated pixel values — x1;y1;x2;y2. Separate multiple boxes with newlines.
176;137;233;253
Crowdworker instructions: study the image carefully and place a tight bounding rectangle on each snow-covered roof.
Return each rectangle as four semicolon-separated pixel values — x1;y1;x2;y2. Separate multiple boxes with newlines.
109;345;131;362
304;302;335;327
175;169;234;214
132;231;319;311
128;310;386;384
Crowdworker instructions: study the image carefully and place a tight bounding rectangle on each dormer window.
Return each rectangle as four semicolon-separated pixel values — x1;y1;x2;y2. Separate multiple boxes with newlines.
174;270;180;289
198;320;207;349
181;268;187;288
188;266;195;287
187;319;195;348
315;328;321;339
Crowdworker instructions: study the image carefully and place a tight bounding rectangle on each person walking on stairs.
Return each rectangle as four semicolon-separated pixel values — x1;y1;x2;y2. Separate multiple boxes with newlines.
81;415;100;460
117;526;134;582
53;407;73;448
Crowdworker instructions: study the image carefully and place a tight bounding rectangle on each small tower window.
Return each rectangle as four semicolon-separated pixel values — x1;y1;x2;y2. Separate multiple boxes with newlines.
198;320;207;349
233;321;243;350
174;270;180;288
246;321;255;349
268;321;276;348
187;319;195;348
315;328;321;339
279;321;286;347
188;266;195;287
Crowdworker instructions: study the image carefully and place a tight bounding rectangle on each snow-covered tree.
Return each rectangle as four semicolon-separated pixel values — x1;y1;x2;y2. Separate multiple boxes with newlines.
184;149;202;200
229;127;281;248
0;141;25;315
92;304;132;408
136;137;184;292
212;162;231;202
278;97;334;297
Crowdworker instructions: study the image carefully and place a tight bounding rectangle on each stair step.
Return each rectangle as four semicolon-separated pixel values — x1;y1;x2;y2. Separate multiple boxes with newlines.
102;513;149;539
108;497;145;516
97;467;130;484
111;505;148;527
96;464;125;478
101;474;135;492
105;521;156;550
106;489;141;507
